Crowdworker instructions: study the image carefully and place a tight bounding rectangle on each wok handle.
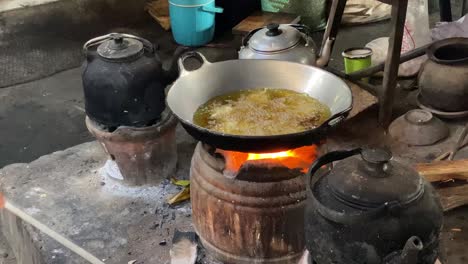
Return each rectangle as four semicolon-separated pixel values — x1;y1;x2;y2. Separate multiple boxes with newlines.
319;107;352;129
177;51;211;76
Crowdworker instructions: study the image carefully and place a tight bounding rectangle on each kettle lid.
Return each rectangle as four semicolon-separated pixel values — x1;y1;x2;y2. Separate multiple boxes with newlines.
327;148;424;209
97;33;144;60
248;23;301;52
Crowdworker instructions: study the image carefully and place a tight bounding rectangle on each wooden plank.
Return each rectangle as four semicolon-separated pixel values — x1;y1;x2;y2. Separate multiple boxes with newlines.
416;159;468;183
146;0;171;31
232;11;300;35
415;159;468;211
437;184;468;212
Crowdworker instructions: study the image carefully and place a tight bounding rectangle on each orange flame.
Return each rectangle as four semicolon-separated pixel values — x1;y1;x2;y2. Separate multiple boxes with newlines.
247;150;295;160
218;145;317;175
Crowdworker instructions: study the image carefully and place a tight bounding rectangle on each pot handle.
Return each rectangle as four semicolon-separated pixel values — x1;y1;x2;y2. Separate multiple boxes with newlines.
82;33;155;56
308;148;399;225
177;51;211;76
201;5;224;13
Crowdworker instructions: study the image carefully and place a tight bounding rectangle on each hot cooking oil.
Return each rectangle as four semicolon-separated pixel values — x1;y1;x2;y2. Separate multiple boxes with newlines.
193;88;331;136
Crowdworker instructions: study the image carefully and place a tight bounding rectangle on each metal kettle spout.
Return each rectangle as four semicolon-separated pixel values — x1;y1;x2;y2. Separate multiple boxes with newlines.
400;236;424;264
316;38;334;68
401;236;424;264
383;236;424;264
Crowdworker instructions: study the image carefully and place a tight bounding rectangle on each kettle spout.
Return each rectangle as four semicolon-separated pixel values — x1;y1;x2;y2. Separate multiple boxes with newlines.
400;236;424;264
164;46;191;85
316;38;334;68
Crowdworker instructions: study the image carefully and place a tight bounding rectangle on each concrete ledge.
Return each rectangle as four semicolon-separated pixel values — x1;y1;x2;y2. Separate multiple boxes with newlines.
0;210;42;264
0;126;199;263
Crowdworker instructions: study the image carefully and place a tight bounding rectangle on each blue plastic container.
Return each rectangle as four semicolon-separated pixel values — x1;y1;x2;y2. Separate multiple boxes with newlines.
169;0;223;46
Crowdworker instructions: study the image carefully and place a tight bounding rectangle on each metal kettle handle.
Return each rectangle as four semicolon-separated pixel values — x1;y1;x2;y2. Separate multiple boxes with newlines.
82;33;155;56
288;24;317;51
241;28;262;48
308;148;396;225
308;148;361;188
241;24;315;49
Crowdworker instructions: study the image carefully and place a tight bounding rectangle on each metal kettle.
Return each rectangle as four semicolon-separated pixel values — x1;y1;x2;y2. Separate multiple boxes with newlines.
82;33;183;128
238;23;333;66
305;148;443;264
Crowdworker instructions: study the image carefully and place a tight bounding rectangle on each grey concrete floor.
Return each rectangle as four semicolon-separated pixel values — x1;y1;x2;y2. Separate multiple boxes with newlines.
0;68;92;168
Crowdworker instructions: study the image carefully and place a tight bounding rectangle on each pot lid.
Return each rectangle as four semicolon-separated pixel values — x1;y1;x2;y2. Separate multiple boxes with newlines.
248;23;301;52
97;33;144;60
327;148;424;209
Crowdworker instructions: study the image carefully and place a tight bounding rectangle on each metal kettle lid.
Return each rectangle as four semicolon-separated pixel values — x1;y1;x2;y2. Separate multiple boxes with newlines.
327;148;424;209
248;23;301;52
97;33;144;60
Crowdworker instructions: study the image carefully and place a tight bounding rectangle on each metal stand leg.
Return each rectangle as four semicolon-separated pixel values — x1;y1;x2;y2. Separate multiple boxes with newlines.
379;0;408;127
439;0;453;22
462;0;467;17
320;0;347;59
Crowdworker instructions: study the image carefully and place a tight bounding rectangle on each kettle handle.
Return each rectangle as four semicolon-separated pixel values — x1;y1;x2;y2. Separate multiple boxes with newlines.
241;27;263;48
288;24;317;51
241;24;315;49
308;148;397;225
308;148;362;188
82;33;155;56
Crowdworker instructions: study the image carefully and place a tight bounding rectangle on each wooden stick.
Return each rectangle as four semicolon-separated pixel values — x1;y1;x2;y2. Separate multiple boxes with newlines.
347;44;430;80
448;124;468;161
3;200;105;264
319;0;347;59
378;0;408;127
416;159;468;183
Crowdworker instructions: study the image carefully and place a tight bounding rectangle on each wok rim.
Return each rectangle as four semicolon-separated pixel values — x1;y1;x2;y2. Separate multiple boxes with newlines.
167;59;354;149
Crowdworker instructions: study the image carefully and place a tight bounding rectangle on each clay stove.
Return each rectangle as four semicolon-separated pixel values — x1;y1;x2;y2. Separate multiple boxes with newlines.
190;143;319;264
86;109;178;186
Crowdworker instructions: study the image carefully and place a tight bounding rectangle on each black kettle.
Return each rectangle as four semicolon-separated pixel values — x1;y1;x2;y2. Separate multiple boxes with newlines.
305;148;443;264
82;33;183;128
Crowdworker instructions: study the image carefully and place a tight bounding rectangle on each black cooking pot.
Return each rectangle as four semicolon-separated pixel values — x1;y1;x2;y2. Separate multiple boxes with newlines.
82;33;184;128
305;148;443;264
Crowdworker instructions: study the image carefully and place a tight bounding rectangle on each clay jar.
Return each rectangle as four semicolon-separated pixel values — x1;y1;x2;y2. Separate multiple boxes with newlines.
418;38;468;112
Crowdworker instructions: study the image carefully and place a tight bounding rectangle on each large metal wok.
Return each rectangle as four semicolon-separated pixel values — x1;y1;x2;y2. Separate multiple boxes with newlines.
167;52;353;153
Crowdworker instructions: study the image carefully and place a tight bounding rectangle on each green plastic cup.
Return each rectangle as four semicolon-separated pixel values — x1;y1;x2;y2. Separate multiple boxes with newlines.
342;47;373;83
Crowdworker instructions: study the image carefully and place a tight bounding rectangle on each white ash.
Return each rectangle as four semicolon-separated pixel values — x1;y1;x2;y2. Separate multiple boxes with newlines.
98;160;181;203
